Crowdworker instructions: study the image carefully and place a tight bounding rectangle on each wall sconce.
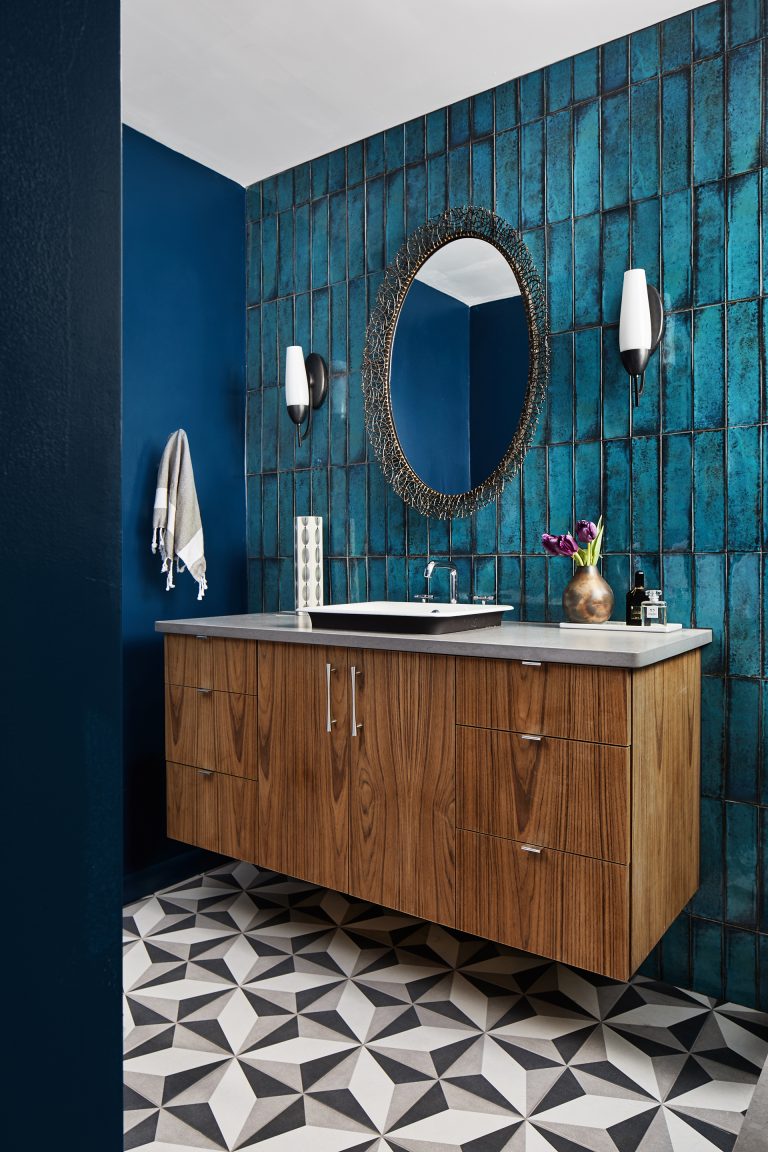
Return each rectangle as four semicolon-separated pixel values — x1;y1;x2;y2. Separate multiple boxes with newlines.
619;268;664;407
285;346;328;446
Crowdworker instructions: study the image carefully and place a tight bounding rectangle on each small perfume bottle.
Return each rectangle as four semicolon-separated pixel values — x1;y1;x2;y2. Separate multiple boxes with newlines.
641;589;667;626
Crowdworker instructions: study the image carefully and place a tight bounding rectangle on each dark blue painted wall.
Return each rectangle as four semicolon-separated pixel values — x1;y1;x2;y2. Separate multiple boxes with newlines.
244;0;768;1010
391;279;470;492
122;127;246;883
0;0;123;1143
469;295;529;486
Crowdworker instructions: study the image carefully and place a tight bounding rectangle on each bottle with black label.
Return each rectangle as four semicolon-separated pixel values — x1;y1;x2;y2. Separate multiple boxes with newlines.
625;569;645;626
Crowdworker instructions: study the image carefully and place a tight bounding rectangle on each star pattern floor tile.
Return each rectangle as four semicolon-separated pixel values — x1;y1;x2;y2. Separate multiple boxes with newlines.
124;862;768;1152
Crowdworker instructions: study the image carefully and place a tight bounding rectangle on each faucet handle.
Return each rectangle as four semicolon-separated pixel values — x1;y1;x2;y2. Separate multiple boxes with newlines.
473;594;495;605
414;593;435;602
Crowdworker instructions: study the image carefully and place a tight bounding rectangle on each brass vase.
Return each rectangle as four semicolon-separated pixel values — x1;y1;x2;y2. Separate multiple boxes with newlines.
562;564;614;624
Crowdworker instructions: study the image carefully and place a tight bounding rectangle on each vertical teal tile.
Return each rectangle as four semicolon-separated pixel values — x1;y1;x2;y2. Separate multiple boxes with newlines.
311;198;328;288
573;48;599;102
726;927;757;1006
692;918;724;999
662;189;693;310
404;116;425;165
701;677;726;796
693;305;725;428
247;305;261;386
601;207;630;324
662;12;692;71
248;560;263;611
604;439;631;553
472;89;494;138
246;473;261;555
662;71;691;193
329;558;348;603
407;504;428;556
694;181;725;305
387;485;405;555
695;4;724;57
726;802;758;927
575;441;602;525
574;214;601;327
693;797;725;916
449;144;470;206
521;120;545;228
293;162;309;206
246;182;261;222
247;221;261;306
727;42;762;174
385;169;404;264
346;141;363;187
631;353;660;438
451;514;471;555
728;0;762;46
694;430;726;551
347;276;366;376
473;556;497;599
547;444;574;540
631;79;660;200
693;56;725;184
311;154;328;199
661;310;692;432
727;311;761;426
631;436;660;552
519;70;544;122
575;327;602;441
330;282;348;376
329;192;347;285
276;169;293;212
261;389;278;472
523;555;547;621
631;195;661;290
727;172;760;299
347;184;365;281
329;373;346;466
547;59;572;112
728;553;762;677
368;556;386;600
449;98;470;148
548;332;574;444
348;371;365;466
727;677;761;798
329;467;347;556
365;133;384;180
574;100;600;218
367;462;386;555
547;220;573;334
429;516;450;556
499;474;521;553
278;470;294;557
546;110;572;221
762;806;768;924
602;325;630;440
473;501;498;555
427;152;447;217
405;162;427;234
602;90;630;210
660;913;691;990
262;175;278;216
662;434;693;550
602;36;628;92
262;212;278;301
261;298;278;387
365;177;384;274
426;108;446;157
522;446;547;554
348;557;367;602
498;555;522;610
631;25;660;81
348;463;367;555
495;129;519;226
495;79;518;133
384;126;403;172
386;556;406;601
294;204;310;294
695;553;727;673
664;553;693;625
246;390;262;474
471;137;493;207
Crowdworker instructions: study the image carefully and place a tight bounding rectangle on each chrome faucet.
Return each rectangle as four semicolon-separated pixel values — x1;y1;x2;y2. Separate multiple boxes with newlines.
419;559;459;604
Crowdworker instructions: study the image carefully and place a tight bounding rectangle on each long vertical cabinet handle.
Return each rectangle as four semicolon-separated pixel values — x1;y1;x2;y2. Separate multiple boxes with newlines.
325;663;336;732
350;666;363;737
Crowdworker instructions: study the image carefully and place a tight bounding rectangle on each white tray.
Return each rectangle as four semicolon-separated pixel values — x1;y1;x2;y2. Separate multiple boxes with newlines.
559;621;682;632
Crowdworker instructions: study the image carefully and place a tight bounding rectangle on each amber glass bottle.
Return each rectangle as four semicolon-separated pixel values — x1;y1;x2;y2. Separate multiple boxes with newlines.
625;569;645;626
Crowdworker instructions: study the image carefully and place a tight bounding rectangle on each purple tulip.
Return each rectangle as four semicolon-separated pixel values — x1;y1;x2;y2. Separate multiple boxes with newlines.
576;519;598;544
556;533;580;557
541;533;562;556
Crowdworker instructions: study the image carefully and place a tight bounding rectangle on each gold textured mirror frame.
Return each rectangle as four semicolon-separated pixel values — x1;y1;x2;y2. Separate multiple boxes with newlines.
362;205;550;519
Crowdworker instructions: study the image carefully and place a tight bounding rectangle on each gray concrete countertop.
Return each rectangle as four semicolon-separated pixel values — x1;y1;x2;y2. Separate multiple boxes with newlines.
156;613;712;669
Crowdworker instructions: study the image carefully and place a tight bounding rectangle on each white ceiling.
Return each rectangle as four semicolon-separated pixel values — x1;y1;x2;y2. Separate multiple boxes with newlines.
122;0;710;188
416;239;520;307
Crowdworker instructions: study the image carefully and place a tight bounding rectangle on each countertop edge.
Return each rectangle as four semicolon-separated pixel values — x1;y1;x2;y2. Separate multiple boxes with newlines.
155;616;712;668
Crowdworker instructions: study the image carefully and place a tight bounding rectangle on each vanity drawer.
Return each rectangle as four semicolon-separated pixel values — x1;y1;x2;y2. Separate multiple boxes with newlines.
166;762;258;861
457;727;629;863
165;634;257;694
165;685;258;778
458;830;629;979
456;657;630;745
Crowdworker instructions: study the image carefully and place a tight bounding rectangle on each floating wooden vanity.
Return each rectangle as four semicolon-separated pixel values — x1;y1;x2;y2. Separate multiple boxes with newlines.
158;614;710;981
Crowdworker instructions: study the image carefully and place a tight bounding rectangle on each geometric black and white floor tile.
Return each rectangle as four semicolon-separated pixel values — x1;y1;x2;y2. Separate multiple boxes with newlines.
124;862;768;1152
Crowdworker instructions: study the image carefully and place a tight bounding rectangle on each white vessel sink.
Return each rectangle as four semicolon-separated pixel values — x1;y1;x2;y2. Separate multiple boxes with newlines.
307;600;513;635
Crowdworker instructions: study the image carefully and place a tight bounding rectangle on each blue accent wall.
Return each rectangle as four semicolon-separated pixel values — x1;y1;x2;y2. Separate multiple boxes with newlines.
0;0;123;1143
391;279;471;492
123;127;246;881
245;0;767;1010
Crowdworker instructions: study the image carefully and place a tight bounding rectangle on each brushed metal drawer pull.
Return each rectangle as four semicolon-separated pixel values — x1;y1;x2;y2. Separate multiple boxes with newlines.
351;666;363;736
521;844;543;854
325;663;337;732
521;660;541;667
197;688;213;695
195;635;209;641
520;734;542;742
198;769;214;777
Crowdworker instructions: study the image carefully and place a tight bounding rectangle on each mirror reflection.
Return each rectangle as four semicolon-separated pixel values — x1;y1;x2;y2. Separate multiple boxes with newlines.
390;238;529;495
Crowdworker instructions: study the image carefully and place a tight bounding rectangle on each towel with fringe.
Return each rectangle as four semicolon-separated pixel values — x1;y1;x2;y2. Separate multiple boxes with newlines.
151;429;207;600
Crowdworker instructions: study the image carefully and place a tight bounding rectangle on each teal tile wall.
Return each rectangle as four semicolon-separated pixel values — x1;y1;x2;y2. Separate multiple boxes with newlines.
245;0;766;1009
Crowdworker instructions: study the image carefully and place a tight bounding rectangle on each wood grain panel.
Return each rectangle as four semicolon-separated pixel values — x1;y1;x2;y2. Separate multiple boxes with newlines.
164;634;213;688
215;692;258;778
456;658;630;745
165;762;219;852
258;642;349;890
218;775;258;862
213;639;257;695
350;650;455;925
457;727;630;863
458;830;630;979
630;650;701;971
165;685;217;769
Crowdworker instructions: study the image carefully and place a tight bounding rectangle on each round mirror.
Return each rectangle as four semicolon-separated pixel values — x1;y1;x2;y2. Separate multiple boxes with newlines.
362;206;549;519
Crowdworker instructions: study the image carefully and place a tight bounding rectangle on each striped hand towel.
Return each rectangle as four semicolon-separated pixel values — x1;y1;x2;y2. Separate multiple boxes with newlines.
151;429;207;600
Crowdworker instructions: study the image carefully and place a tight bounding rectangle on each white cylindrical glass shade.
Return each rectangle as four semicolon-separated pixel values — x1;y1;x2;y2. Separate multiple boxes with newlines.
619;269;652;352
285;346;309;407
